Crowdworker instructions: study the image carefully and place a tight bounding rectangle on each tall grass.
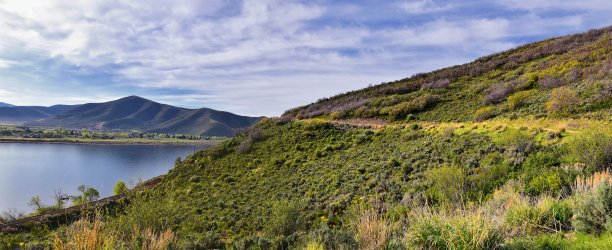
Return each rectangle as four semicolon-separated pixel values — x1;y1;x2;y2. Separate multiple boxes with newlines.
52;217;114;250
52;215;175;250
406;208;505;250
351;206;390;250
574;169;612;193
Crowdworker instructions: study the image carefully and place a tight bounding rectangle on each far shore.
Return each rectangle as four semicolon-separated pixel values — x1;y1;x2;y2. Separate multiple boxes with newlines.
0;137;222;146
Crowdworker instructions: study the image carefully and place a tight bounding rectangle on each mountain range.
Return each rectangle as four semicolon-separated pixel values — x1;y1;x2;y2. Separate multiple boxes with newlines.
0;96;261;137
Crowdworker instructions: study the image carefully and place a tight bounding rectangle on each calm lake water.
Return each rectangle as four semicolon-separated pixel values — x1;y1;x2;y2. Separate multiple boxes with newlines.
0;142;212;213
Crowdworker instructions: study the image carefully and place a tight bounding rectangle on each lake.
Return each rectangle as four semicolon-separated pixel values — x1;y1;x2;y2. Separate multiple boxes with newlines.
0;142;212;213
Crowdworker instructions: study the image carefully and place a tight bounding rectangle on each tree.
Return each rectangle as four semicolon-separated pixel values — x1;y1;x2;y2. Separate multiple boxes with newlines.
28;195;44;210
113;181;128;195
52;189;68;209
1;208;24;221
71;185;100;205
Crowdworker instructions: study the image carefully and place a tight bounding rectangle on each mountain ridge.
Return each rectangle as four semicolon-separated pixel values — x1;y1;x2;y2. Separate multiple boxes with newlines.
8;96;261;137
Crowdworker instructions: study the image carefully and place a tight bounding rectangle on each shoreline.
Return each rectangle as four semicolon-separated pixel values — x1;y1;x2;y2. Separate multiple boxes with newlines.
0;137;222;146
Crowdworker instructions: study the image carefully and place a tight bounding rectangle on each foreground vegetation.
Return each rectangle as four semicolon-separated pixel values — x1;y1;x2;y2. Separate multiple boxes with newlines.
2;117;611;249
1;26;611;249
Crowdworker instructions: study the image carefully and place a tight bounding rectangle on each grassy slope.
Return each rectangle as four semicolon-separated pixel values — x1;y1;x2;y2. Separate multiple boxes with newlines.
284;26;611;122
2;27;611;248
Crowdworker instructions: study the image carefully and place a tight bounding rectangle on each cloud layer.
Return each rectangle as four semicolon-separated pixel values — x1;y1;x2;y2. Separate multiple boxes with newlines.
0;0;609;116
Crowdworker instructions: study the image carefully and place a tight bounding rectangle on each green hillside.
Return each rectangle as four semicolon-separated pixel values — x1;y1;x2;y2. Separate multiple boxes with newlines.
1;27;611;249
285;26;611;122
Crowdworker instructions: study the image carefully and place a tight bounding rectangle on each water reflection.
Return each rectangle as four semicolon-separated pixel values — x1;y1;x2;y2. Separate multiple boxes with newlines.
0;143;210;213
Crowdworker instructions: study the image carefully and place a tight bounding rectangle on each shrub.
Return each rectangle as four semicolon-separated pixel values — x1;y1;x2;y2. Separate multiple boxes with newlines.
474;106;496;121
381;94;439;120
539;77;564;89
237;138;252;153
425;166;466;205
573;182;612;235
506;197;573;235
496;130;535;166
113;181;128;195
306;224;357;250
421;78;451;90
468;153;512;199
229;235;272;250
546;87;580;113
507;90;535;109
566;130;612;172
406;210;504;249
483;80;525;105
266;200;305;238
521;152;570;196
526;173;563;196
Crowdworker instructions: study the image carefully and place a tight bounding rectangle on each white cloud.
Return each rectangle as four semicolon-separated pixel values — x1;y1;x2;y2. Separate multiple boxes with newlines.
496;0;612;11
399;0;453;14
0;0;607;115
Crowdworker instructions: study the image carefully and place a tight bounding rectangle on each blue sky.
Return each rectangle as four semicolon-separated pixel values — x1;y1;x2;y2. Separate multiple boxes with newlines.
0;0;610;116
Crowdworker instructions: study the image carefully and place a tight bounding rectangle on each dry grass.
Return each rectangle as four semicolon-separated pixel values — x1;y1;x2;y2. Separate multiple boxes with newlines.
138;227;176;250
52;217;114;250
353;206;390;250
52;216;175;250
574;169;612;193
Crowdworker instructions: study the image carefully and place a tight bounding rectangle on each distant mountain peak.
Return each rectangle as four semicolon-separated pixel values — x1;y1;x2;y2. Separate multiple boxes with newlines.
115;95;151;102
0;102;14;108
22;96;262;136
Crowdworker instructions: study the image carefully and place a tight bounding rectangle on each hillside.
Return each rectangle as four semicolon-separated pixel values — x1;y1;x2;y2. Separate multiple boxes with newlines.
0;105;78;124
24;96;262;137
1;27;611;249
284;26;612;122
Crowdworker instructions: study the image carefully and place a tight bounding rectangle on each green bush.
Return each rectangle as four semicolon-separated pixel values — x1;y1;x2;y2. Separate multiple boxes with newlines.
495;130;535;166
566;130;612;172
474;106;496;121
519;152;574;196
266;200;305;238
506;197;573;235
468;152;512;200
573;182;612;235
546;87;580;114
381;94;439;120
113;181;128;195
305;224;357;250
424;165;466;205
508;90;536;110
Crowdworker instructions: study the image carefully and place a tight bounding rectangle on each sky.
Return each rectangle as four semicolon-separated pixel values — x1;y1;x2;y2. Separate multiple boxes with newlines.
0;0;610;116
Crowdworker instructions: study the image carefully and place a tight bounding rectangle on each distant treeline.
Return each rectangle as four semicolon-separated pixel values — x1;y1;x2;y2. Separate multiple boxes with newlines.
0;126;225;141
